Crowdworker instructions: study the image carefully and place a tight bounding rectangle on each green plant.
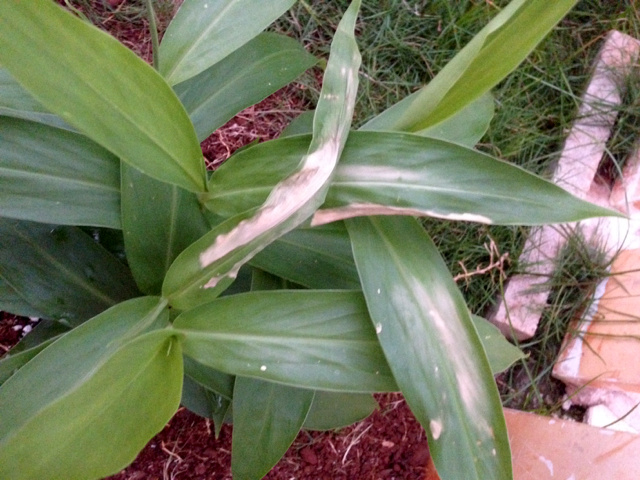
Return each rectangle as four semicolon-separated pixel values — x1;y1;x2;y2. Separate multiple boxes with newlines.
0;0;620;479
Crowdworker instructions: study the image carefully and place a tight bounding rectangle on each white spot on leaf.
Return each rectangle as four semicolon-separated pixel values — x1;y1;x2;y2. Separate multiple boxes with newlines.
375;323;382;334
429;419;443;440
260;365;267;372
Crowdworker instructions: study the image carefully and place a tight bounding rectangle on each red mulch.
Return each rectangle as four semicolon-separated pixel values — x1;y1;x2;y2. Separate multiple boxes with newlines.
107;394;434;480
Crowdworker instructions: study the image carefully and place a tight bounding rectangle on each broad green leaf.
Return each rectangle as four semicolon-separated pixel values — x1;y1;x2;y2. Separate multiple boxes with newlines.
363;0;578;132
173;290;397;392
165;2;361;310
0;117;121;228
205;132;619;226
159;0;297;85
303;391;377;431
0;328;182;480
181;374;231;437
175;32;317;141
0;297;173;479
184;356;235;400
346;216;511;480
0;219;139;325
280;110;315;138
472;315;525;374
0;67;71;131
251;223;360;290
121;164;210;295
0;321;69;385
0;277;46;319
418;92;494;146
232;377;314;480
0;0;205;193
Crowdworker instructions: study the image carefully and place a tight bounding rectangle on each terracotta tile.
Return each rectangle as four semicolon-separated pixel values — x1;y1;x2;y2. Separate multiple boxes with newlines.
424;409;640;479
489;31;640;341
505;409;640;479
554;249;640;394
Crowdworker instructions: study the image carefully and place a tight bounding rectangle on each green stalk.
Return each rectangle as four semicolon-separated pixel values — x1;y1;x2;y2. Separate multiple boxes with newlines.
145;0;160;70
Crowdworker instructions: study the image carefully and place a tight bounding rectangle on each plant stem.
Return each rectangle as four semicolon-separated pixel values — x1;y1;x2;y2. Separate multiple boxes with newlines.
145;0;160;70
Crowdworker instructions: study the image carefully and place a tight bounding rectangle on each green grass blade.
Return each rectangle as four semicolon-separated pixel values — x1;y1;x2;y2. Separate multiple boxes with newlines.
175;32;317;141
121;164;210;295
0;219;139;326
173;290;397;392
166;1;361;309
346;216;512;480
363;0;579;132
232;377;314;480
0;0;205;193
0;117;120;229
159;0;296;85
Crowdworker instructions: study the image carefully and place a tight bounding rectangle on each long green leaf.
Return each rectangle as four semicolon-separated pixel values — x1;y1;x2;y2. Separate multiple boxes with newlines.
0;219;139;325
0;297;176;480
251;223;360;290
0;321;69;385
0;277;46;319
303;391;377;431
417;92;494;146
363;0;579;132
472;315;524;374
164;2;361;310
0;0;205;193
0;330;181;480
346;216;511;480
232;377;314;480
159;0;296;85
121;164;210;295
181;375;231;437
173;290;397;392
0;67;71;130
184;356;235;400
206;132;619;226
0;117;121;228
175;32;317;142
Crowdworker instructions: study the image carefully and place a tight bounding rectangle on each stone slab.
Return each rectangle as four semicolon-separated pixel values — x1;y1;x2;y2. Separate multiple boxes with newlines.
489;31;640;340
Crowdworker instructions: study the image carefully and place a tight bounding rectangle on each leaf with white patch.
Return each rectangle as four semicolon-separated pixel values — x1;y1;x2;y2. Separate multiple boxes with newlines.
205;132;619;227
164;1;361;310
346;216;511;480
